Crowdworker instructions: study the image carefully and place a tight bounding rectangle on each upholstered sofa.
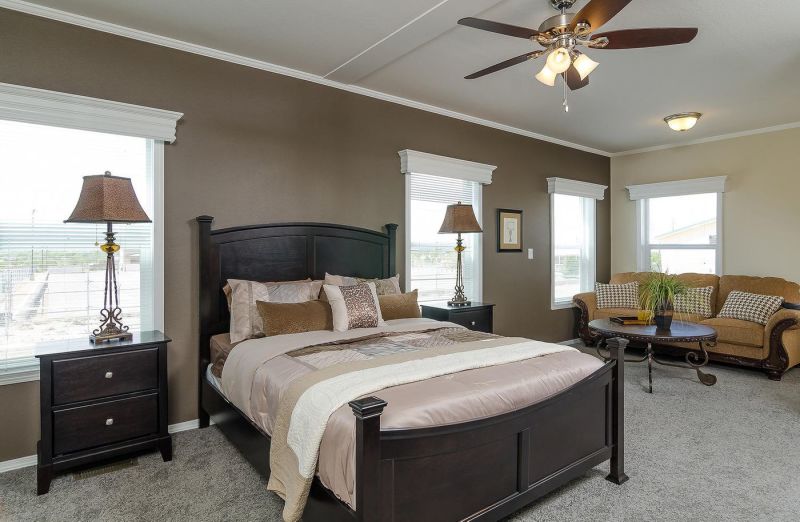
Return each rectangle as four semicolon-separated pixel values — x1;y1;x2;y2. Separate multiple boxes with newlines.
573;273;800;380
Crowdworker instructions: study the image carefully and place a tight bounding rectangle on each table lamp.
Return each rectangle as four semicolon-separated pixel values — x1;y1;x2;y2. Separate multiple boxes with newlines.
438;201;482;306
65;171;151;343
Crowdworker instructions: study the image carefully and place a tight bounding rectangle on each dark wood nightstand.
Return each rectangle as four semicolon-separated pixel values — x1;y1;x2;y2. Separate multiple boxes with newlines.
420;301;495;333
34;331;171;495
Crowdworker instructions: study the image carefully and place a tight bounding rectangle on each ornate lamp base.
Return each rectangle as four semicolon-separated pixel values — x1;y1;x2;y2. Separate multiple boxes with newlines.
448;233;472;307
91;224;132;344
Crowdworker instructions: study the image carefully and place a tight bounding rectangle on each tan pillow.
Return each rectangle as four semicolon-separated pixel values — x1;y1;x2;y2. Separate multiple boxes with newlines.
324;273;401;295
378;290;421;320
227;279;319;343
256;300;333;336
323;282;385;332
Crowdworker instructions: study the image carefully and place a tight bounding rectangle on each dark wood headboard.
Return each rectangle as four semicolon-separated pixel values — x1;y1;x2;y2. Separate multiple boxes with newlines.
195;216;398;370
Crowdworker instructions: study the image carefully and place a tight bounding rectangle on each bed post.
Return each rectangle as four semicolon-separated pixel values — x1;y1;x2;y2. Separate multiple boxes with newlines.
605;336;628;485
385;223;398;278
349;396;387;522
196;215;214;429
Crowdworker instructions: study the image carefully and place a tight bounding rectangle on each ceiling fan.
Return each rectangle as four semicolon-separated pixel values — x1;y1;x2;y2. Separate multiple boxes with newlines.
458;0;698;111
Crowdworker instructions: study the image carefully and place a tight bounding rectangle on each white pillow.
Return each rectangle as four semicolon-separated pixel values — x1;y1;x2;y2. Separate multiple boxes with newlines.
323;282;386;332
324;273;401;295
228;279;318;343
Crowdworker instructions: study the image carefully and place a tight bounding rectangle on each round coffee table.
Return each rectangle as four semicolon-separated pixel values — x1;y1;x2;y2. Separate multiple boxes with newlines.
588;319;718;393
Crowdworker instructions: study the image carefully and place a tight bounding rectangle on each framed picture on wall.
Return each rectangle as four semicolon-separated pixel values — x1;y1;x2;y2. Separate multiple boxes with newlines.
497;209;522;252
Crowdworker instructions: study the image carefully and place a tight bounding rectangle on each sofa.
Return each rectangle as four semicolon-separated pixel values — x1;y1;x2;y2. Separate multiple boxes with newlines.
573;273;800;380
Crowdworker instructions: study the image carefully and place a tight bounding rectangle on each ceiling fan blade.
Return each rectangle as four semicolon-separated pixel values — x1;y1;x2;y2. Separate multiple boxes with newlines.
458;17;539;39
592;28;699;49
565;64;589;90
569;0;633;32
465;51;543;79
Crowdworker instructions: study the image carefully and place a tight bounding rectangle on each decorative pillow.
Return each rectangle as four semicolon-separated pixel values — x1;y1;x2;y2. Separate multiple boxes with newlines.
323;282;386;332
674;286;714;318
223;278;311;310
227;279;319;343
595;282;639;309
324;273;401;295
378;290;421;320
718;291;784;325
256;300;333;336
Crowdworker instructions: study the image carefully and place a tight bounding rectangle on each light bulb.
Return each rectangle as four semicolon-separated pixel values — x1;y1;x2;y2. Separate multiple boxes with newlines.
573;53;599;80
546;47;571;74
535;63;557;87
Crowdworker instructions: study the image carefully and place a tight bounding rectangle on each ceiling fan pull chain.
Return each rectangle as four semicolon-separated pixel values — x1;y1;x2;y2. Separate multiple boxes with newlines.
562;73;569;113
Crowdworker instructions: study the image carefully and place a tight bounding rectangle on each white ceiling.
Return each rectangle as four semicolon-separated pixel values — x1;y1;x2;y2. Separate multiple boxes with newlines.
8;0;800;154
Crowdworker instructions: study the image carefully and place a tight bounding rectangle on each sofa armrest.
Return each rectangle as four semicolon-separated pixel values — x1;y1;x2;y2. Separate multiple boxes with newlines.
781;302;800;310
763;308;800;378
573;292;599;345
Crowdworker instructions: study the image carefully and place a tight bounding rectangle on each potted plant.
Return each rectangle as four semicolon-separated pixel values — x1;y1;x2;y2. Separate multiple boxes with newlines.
639;273;687;330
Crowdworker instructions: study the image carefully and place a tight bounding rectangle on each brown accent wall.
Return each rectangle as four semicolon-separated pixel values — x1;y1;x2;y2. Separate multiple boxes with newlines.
0;8;610;461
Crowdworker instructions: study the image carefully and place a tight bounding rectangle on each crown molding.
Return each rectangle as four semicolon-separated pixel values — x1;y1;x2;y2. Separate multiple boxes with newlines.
399;149;495;184
611;121;800;157
0;81;182;141
0;0;612;156
626;175;727;200
547;177;607;200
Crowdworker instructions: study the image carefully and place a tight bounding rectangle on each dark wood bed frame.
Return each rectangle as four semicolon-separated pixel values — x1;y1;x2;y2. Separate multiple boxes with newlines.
196;216;628;522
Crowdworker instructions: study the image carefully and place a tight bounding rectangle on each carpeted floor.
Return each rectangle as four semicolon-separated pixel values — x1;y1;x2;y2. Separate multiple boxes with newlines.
2;357;799;521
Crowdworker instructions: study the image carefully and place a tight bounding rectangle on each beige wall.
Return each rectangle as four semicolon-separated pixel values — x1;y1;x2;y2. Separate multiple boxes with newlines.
611;128;800;283
0;9;610;461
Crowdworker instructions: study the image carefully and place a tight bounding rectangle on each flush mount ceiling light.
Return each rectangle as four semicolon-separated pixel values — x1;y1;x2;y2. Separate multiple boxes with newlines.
458;0;699;113
664;112;702;132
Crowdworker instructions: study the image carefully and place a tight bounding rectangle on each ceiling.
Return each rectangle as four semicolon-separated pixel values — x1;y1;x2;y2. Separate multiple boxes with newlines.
7;0;800;154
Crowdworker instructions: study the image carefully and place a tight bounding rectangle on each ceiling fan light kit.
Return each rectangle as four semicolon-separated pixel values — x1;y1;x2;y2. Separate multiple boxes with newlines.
664;112;702;132
458;0;699;112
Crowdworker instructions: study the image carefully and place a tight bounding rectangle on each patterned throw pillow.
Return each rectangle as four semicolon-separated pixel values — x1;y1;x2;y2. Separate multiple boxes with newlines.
718;291;784;325
227;279;319;343
595;282;639;309
674;286;714;318
323;282;386;332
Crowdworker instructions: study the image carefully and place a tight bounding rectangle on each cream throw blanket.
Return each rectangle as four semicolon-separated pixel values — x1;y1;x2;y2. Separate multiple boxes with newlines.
266;335;574;521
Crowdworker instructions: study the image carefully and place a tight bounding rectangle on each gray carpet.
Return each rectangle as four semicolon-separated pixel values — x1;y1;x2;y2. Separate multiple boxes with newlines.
2;358;799;521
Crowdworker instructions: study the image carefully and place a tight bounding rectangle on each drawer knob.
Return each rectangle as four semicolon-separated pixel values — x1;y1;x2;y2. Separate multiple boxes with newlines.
105;371;113;379
471;321;476;326
105;418;114;426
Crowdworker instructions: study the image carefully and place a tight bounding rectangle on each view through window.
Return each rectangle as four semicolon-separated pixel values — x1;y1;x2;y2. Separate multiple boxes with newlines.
642;192;719;274
407;173;482;303
552;193;596;306
0;120;155;368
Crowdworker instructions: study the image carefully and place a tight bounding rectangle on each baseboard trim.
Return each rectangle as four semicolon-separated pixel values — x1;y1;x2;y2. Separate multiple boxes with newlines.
0;417;211;473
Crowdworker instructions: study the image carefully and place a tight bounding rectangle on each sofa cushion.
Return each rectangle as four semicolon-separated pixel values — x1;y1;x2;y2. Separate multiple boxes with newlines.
593;308;640;320
596;282;639;309
700;317;765;347
717;275;800;312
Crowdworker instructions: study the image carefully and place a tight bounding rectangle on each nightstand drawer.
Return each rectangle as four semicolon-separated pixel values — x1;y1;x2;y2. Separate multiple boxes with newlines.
52;348;158;405
53;394;158;455
449;309;491;333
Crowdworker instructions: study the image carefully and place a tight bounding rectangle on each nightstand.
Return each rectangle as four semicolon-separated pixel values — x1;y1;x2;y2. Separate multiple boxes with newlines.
420;301;495;333
34;331;171;495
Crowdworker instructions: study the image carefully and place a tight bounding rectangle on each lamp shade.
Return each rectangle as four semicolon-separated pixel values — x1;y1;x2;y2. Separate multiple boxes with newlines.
438;202;482;234
65;171;151;223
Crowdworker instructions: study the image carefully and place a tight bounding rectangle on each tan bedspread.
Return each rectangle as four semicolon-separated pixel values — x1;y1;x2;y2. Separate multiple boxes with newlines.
219;318;603;519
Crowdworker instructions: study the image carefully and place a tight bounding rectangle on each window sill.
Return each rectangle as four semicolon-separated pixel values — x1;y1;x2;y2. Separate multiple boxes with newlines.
0;359;40;385
551;301;577;311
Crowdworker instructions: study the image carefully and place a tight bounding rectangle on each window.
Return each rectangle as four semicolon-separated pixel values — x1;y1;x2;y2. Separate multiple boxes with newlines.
547;177;606;309
0;121;155;374
400;150;495;303
0;82;180;383
406;173;482;302
628;177;726;276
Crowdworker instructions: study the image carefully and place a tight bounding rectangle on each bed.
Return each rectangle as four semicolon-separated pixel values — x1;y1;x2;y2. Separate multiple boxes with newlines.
196;216;628;522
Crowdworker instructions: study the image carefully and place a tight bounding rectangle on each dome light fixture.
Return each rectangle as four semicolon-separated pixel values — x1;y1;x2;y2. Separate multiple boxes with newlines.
664;112;702;132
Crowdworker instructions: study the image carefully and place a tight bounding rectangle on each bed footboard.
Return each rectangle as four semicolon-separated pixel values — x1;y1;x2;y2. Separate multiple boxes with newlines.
350;338;628;522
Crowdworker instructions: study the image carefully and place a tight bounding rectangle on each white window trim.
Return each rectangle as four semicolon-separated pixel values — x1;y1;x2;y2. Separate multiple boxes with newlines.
548;178;606;310
0;83;179;385
628;177;726;275
401;150;494;302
